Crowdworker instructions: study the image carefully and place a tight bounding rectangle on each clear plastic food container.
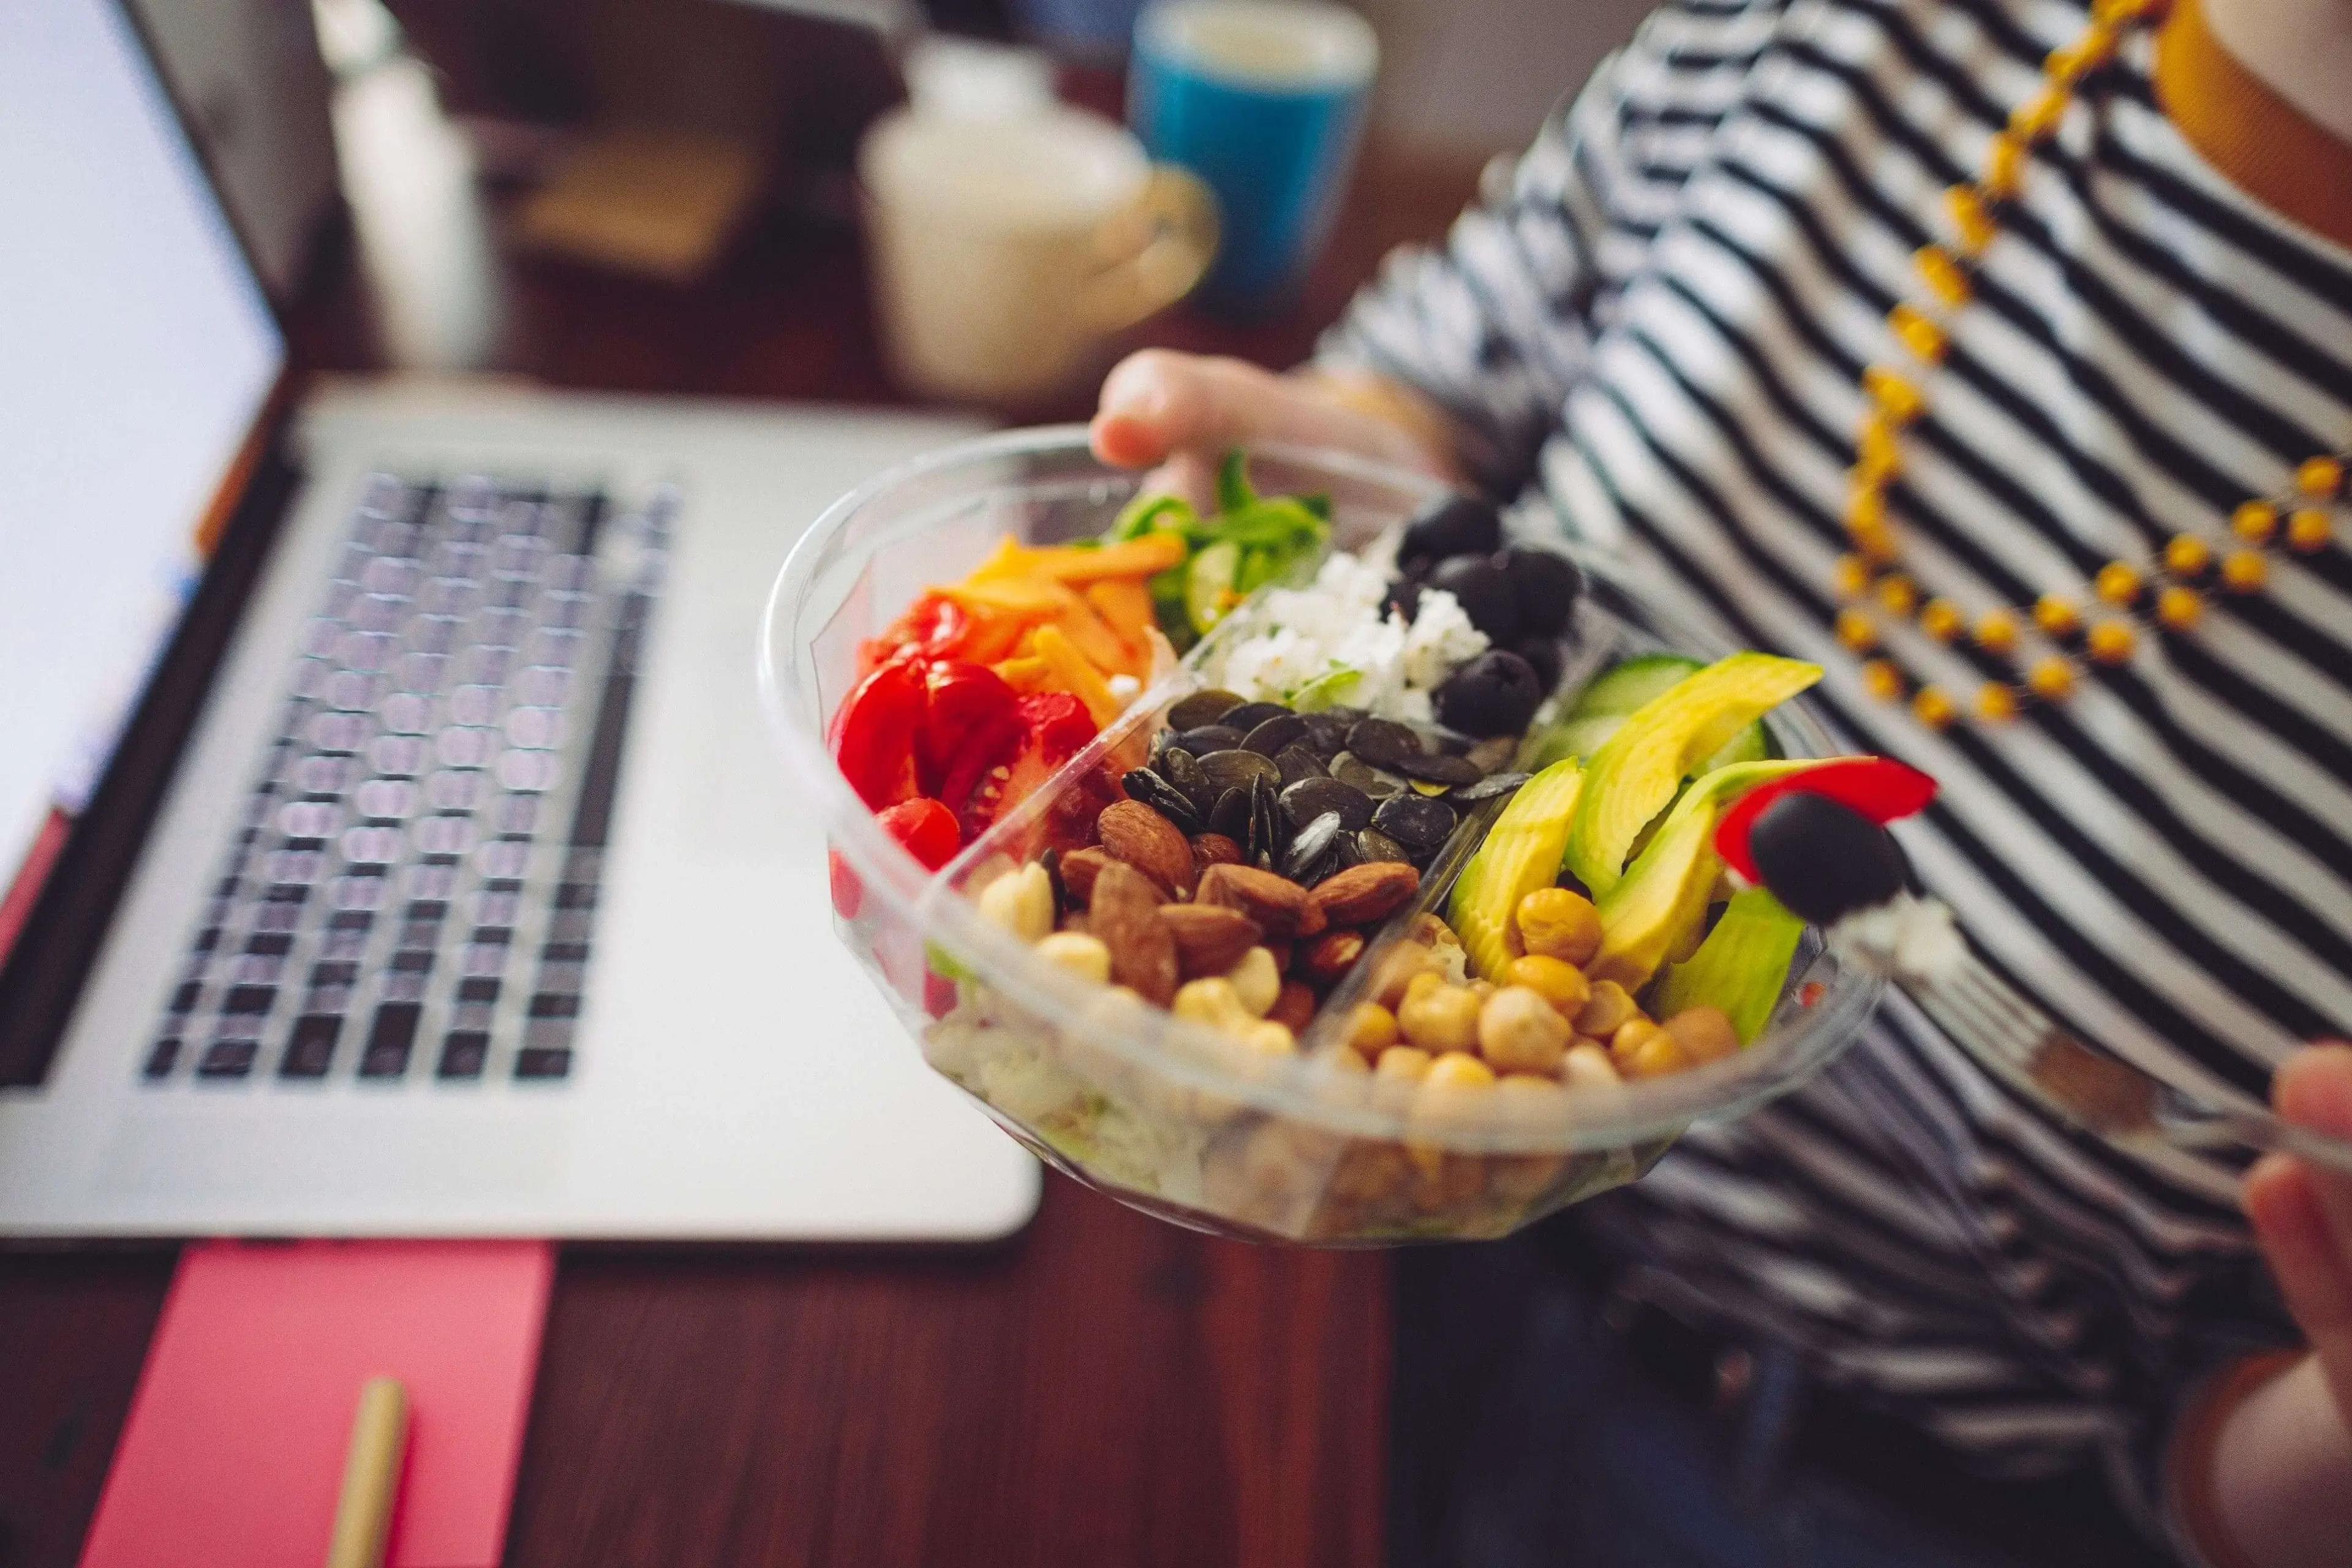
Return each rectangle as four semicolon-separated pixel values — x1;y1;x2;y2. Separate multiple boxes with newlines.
760;429;1881;1245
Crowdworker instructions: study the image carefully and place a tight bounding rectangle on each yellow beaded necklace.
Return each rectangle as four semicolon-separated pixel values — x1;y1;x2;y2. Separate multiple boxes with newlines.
1829;0;2347;730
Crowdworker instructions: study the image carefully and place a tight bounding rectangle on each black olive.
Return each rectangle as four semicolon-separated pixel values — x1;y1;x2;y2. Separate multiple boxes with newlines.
1515;635;1566;694
1433;650;1545;739
1424;556;1522;643
1497;547;1585;637
1398;493;1503;570
1747;793;1908;926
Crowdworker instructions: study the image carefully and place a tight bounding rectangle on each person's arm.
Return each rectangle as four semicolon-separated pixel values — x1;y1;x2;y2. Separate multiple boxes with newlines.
2176;1045;2352;1568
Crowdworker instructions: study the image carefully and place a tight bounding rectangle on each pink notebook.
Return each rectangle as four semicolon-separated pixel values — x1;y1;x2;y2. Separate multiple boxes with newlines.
79;1240;554;1568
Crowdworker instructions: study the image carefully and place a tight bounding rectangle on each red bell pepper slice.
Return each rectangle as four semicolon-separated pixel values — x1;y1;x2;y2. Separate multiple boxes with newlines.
876;797;961;872
953;693;1098;845
916;661;1022;800
831;659;925;811
1714;756;1937;884
861;592;971;672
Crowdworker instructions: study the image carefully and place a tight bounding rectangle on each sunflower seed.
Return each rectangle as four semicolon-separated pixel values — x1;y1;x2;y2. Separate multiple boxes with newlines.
1122;767;1204;834
1346;718;1425;767
1273;744;1329;787
1279;775;1376;832
1167;689;1245;731
1223;701;1293;733
1371;793;1457;854
1390;750;1483;786
1242;714;1311;758
1208;786;1251;840
1281;811;1343;881
1331;752;1406;799
1451;771;1531;804
1199;748;1281;795
1160;745;1215;813
1174;724;1245;755
1355;828;1412;864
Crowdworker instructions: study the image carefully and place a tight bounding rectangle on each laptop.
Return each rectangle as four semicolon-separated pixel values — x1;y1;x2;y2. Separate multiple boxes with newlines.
0;0;1039;1240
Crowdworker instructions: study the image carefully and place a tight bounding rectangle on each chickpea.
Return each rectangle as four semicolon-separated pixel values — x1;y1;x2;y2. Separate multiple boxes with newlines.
1477;985;1572;1076
1035;930;1112;985
1503;954;1591;1017
1575;979;1642;1038
1373;1045;1433;1082
1238;1019;1297;1056
1561;1042;1623;1093
1314;1041;1371;1076
1226;946;1282;1018
1613;1018;1689;1079
1516;887;1602;966
1664;1005;1741;1065
1365;943;1437;1009
1424;1051;1497;1090
978;861;1055;943
1468;979;1498;1003
1343;1001;1400;1060
1397;981;1482;1055
1401;970;1446;1003
1172;977;1252;1032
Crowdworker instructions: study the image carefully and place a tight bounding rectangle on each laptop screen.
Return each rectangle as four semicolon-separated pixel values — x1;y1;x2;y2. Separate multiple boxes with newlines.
0;0;285;963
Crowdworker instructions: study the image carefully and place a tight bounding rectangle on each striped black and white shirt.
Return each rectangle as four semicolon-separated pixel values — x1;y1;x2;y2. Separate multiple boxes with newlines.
1322;0;2351;1533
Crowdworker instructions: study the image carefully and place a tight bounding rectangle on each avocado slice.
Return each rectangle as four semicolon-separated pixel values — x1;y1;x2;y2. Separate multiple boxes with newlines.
1588;759;1817;992
1447;758;1585;981
1649;886;1807;1045
1564;653;1822;897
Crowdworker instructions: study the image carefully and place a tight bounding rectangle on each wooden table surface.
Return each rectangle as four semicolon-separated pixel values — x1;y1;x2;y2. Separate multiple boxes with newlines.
0;51;1488;1568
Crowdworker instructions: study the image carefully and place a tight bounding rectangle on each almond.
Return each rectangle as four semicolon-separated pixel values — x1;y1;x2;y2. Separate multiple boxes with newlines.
1090;862;1178;1006
1190;832;1243;874
1265;938;1295;974
1302;929;1367;985
1308;862;1421;929
1268;980;1318;1033
1057;847;1114;906
1161;903;1263;979
1098;800;1196;897
1194;863;1313;938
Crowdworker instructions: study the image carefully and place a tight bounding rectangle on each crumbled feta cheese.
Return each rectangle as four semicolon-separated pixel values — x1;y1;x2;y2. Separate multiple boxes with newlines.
1401;589;1488;689
1107;673;1141;701
1832;893;1966;982
1200;554;1491;721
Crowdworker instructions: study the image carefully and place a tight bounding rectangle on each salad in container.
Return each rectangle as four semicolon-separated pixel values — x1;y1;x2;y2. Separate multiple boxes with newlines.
760;430;1905;1245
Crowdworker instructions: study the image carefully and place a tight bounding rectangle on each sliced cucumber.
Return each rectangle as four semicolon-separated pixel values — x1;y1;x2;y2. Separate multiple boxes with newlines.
1185;540;1240;635
1563;653;1705;720
1289;667;1363;712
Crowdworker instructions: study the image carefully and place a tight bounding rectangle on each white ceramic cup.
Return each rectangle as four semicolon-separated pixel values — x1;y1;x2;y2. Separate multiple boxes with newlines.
858;105;1217;405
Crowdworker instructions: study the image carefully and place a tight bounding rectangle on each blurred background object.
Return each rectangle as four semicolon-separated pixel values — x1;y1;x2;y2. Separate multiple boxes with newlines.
860;74;1215;402
130;0;340;301
1128;0;1376;314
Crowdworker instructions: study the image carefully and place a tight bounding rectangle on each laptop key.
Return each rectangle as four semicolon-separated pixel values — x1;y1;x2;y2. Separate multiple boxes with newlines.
198;1039;258;1079
279;1015;341;1078
437;1032;489;1079
143;1038;183;1079
360;1005;421;1076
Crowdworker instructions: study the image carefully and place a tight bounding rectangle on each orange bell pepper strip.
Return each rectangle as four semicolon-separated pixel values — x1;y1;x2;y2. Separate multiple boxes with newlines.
1084;578;1155;659
1027;533;1186;582
1050;591;1138;677
1031;624;1124;728
992;655;1051;692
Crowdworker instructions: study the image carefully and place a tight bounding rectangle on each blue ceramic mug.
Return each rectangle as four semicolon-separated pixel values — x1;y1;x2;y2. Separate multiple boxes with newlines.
1129;1;1379;314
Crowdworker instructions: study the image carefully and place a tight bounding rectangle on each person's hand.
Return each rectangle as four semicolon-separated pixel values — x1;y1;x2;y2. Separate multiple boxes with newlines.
2245;1043;2352;1429
1088;350;1459;501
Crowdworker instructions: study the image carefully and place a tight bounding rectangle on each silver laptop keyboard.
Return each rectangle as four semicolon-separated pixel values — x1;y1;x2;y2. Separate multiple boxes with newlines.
143;474;673;1087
